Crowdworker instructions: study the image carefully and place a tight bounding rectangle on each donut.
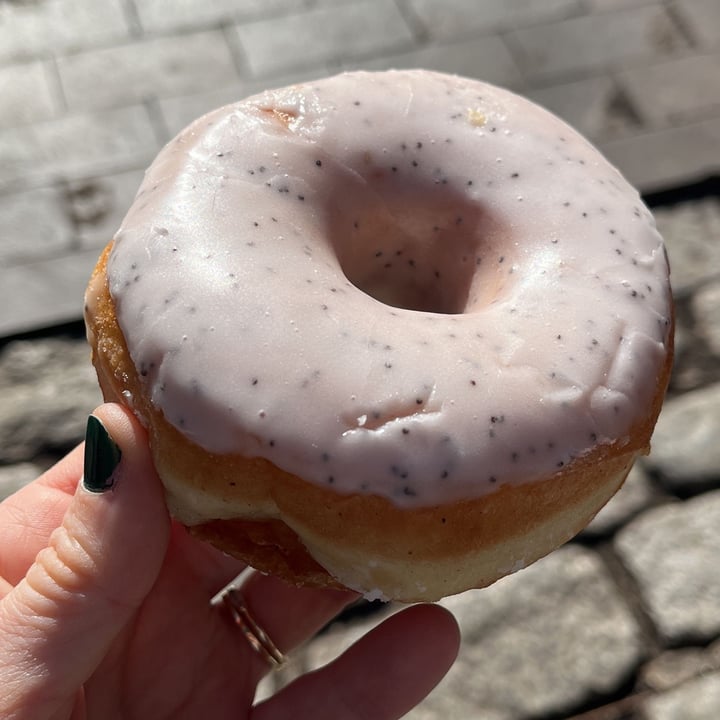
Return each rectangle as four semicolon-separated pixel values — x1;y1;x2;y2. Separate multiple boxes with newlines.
84;70;673;602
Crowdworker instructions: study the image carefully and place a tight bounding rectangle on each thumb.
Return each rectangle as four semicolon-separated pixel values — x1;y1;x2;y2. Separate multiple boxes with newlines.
0;403;171;720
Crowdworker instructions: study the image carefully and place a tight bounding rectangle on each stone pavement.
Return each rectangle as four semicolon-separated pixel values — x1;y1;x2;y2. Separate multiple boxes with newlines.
1;1;720;718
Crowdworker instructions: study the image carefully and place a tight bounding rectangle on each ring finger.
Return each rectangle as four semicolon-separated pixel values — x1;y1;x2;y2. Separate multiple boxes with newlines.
212;567;358;680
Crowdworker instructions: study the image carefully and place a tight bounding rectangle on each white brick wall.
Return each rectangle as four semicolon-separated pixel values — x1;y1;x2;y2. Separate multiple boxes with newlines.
0;106;157;191
527;76;639;140
619;52;720;126
0;250;101;335
67;170;145;251
0;187;72;265
508;4;687;80
57;31;240;111
600;116;720;191
0;0;131;64
340;36;523;88
674;0;720;48
406;0;583;40
233;0;415;77
0;61;60;128
134;0;303;34
1;0;719;336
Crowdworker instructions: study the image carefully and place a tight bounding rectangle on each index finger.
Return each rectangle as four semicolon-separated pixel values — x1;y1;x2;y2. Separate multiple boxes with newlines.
0;443;84;586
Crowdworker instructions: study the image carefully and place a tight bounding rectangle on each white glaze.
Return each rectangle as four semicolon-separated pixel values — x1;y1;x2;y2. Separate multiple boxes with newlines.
104;70;672;509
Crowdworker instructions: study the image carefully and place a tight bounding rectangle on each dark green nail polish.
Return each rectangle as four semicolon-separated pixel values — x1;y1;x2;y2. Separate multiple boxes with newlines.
83;415;122;493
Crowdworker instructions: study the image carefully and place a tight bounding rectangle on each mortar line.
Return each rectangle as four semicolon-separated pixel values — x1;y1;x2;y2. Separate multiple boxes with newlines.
393;0;429;45
119;0;144;38
143;96;170;147
221;23;250;81
43;55;68;116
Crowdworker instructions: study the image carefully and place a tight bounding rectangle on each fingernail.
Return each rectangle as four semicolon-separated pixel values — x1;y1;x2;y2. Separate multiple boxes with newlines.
83;415;122;493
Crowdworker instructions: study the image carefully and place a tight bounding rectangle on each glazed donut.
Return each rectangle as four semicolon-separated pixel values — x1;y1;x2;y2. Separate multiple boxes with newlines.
85;70;673;602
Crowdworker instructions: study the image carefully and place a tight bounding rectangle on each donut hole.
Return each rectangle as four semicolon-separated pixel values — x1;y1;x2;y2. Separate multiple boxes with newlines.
327;180;512;315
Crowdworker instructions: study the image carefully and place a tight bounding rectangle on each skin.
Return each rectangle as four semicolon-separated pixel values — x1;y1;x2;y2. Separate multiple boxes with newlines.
0;403;460;720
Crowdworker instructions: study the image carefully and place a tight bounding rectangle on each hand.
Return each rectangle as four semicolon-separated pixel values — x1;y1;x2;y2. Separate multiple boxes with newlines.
0;403;460;719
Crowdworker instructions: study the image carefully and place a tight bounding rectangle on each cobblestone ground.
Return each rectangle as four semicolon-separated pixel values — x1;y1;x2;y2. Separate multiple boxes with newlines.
1;1;720;718
1;193;718;719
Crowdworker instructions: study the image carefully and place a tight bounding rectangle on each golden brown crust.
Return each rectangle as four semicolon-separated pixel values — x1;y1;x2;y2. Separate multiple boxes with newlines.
85;241;674;601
